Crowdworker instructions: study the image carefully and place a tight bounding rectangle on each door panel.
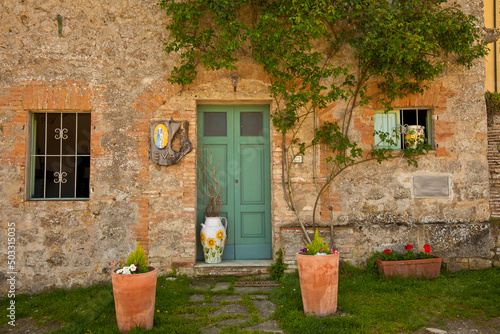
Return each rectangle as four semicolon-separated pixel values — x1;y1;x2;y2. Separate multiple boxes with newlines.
241;213;265;236
197;105;271;260
240;145;265;203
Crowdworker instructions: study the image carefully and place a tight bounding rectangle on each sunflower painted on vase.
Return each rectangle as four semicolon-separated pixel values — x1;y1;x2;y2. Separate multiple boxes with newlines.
200;217;228;263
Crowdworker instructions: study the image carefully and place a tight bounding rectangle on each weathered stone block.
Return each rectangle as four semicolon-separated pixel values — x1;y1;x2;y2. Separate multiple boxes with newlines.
424;224;494;258
446;258;470;272
469;258;492;270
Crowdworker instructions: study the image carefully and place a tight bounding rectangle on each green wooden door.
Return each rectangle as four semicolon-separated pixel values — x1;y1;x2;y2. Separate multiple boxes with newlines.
197;105;272;260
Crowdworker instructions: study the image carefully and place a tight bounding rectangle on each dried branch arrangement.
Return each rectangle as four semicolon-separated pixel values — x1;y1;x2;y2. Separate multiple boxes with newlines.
197;146;223;217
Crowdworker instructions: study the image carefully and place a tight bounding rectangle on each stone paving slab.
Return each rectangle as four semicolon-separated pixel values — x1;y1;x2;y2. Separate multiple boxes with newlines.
246;320;284;333
189;294;206;302
252;299;276;319
233;286;276;294
212;295;242;302
190;281;212;290
251;294;269;300
216;318;250;327
209;304;250;318
193;303;221;308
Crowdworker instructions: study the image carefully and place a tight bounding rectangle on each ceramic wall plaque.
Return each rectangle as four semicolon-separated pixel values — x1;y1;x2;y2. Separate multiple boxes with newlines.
150;119;192;166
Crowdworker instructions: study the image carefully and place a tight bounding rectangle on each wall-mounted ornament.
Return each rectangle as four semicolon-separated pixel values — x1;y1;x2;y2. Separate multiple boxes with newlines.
150;118;192;166
56;14;63;37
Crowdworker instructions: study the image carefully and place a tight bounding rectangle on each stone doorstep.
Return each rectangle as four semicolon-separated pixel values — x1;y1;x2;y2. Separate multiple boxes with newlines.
194;259;273;277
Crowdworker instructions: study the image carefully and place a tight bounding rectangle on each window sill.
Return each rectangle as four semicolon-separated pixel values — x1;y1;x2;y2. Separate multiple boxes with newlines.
27;198;89;202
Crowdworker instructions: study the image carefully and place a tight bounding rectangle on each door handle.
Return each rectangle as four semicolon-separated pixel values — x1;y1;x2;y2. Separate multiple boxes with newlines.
235;180;239;183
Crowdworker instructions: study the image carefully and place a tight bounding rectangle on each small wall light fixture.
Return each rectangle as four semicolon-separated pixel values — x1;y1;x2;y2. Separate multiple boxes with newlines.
56;14;63;37
230;72;238;92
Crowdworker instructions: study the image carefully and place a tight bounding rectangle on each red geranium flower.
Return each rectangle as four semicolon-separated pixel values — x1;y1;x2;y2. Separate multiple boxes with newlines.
423;244;431;253
404;244;413;251
383;249;391;254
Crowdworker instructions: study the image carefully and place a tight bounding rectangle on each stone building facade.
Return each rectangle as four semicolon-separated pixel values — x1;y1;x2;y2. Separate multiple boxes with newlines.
0;0;498;295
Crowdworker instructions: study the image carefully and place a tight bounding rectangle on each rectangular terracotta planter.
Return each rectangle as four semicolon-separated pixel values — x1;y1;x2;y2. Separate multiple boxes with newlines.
375;257;442;279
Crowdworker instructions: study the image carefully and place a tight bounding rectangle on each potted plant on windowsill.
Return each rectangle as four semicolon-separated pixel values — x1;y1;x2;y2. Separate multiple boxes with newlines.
372;243;442;279
111;242;158;333
296;229;340;317
197;147;227;263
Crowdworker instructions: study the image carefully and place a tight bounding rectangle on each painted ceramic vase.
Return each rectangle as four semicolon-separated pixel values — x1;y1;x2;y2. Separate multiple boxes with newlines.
200;217;228;263
404;125;425;149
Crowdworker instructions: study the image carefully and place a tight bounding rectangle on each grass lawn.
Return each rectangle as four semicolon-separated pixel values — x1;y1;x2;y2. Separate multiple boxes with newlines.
1;266;499;333
271;265;500;333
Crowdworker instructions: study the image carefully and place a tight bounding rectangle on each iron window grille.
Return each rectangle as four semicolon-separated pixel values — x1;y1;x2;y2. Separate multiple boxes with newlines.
30;112;91;200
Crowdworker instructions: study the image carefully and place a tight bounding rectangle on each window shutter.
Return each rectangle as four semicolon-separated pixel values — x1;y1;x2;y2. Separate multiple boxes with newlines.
374;111;400;149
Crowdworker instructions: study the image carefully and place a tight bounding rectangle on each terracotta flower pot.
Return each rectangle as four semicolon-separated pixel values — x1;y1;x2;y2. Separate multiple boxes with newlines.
296;252;340;317
375;257;442;279
111;266;158;333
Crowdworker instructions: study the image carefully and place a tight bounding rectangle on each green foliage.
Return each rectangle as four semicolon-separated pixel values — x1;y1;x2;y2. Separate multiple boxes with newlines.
486;91;500;124
159;0;487;118
168;265;179;278
125;242;149;274
270;249;288;282
302;229;333;255
159;0;488;226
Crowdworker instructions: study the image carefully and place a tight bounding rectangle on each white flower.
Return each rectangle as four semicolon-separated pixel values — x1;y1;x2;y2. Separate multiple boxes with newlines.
316;253;327;256
116;265;133;275
129;264;137;272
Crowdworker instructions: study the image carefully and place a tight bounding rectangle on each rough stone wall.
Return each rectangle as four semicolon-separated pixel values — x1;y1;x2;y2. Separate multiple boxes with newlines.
0;0;497;297
0;0;179;295
280;223;495;270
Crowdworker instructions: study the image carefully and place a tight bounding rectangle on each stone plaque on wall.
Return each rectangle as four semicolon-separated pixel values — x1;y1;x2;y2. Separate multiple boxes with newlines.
413;175;450;198
150;119;192;166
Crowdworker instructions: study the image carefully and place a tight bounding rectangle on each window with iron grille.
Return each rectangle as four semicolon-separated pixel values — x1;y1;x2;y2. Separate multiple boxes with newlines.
374;109;432;150
30;112;91;200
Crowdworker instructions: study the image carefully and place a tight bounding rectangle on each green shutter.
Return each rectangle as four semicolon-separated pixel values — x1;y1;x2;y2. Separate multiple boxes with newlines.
425;110;432;148
374;110;400;149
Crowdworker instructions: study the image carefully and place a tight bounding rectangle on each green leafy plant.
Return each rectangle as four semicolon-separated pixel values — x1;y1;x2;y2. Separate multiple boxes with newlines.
486;91;500;125
270;249;288;281
117;242;149;274
168;265;179;278
300;229;339;256
159;0;488;242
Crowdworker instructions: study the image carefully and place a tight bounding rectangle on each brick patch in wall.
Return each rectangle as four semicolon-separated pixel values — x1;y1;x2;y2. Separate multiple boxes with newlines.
488;126;500;217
